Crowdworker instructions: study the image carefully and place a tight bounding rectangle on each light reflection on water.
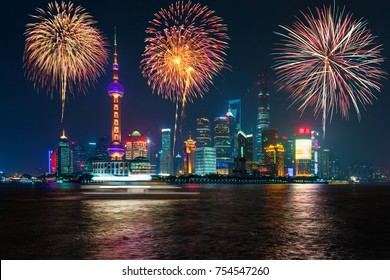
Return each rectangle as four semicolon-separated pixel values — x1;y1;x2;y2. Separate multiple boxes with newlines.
1;183;390;259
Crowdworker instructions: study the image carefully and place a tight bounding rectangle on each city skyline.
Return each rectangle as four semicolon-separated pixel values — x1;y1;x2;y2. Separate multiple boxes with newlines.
0;0;389;174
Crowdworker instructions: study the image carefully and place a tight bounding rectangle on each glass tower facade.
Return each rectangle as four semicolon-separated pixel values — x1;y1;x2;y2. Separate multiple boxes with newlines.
195;147;217;175
196;117;212;148
160;128;173;175
255;72;270;163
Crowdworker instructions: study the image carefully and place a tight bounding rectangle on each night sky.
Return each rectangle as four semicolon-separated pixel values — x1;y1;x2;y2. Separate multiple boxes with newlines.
0;0;389;174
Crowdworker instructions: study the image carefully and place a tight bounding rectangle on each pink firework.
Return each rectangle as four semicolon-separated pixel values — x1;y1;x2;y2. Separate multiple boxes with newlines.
273;5;386;136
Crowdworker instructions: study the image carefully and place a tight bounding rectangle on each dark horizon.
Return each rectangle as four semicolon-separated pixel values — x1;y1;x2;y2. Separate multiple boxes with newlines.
0;0;389;174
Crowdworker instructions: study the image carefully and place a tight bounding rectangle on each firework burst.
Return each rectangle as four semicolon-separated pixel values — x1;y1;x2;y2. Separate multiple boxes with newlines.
141;1;229;152
273;5;386;136
23;1;108;122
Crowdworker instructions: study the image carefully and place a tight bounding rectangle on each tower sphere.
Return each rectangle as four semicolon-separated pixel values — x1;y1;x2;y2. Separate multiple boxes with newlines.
107;82;124;97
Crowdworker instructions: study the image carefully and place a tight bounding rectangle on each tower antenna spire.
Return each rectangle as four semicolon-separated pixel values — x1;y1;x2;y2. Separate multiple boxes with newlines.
113;26;119;82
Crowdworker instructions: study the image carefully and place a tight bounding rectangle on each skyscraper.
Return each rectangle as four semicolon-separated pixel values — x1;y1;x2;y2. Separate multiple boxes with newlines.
196;117;212;148
226;109;235;162
264;143;285;176
262;128;278;163
107;31;125;161
228;99;242;131
228;99;241;160
214;116;231;174
237;130;254;161
184;136;196;175
70;141;87;173
255;72;270;163
320;148;330;179
195;147;216;175
174;153;184;176
57;130;72;175
311;131;320;176
281;136;295;176
160;128;173;175
48;150;57;174
295;127;312;176
125;131;148;160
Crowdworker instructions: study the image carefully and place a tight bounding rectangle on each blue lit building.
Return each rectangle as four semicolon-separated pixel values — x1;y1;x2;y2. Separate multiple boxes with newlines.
160;128;173;175
214;116;231;174
195;147;216;176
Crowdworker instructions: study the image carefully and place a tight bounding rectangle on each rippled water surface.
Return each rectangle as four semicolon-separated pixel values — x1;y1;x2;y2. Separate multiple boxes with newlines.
1;183;390;259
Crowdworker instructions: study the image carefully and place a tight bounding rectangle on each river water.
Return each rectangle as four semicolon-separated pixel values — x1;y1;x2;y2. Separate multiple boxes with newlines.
1;183;389;259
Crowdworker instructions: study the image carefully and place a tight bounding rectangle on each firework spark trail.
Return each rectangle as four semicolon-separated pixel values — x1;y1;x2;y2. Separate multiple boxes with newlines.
273;5;386;137
141;1;229;155
23;1;108;123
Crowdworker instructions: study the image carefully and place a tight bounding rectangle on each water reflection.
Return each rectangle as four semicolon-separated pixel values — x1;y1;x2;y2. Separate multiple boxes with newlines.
1;183;390;259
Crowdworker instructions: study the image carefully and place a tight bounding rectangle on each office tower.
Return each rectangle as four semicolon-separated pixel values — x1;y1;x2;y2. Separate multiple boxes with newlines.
294;127;312;176
228;99;241;159
320;148;330;179
196;117;212;148
237;130;254;161
96;137;110;160
125;131;148;160
262;128;278;156
184;136;196;175
281;136;295;176
264;143;285;176
160;128;173;175
228;99;242;131
48;150;57;174
70;141;87;173
106;32;125;160
255;72;270;163
195;147;216;175
226;109;235;162
57;130;72;175
311;131;320;176
87;142;97;159
214;116;231;174
174;153;184;176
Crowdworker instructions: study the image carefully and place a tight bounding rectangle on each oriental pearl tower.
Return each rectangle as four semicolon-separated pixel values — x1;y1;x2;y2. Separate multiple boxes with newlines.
107;30;125;160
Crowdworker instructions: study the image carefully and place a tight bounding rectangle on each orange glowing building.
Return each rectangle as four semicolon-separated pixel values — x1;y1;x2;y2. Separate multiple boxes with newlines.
107;31;125;160
184;136;196;175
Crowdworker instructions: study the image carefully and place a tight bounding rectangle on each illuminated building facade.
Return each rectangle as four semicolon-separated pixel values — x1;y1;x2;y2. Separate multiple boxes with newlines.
196;117;212;148
262;128;278;160
237;130;254;161
195;147;216;176
311;131;320;176
255;72;270;163
228;99;242;159
214;116;231;174
320;148;330;179
160;128;173;175
265;143;285;176
87;142;97;159
107;32;125;161
184;136;196;175
48;150;57;174
125;131;148;160
70;141;87;173
281;136;295;176
295;128;312;176
226;109;235;162
57;130;73;175
174;153;184;176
